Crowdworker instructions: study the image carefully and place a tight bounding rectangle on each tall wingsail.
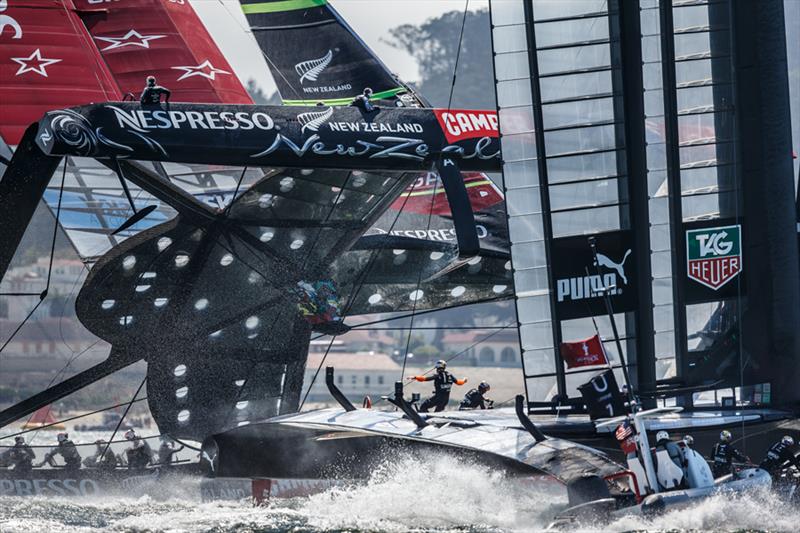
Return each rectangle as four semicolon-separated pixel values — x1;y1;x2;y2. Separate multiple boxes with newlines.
239;0;409;105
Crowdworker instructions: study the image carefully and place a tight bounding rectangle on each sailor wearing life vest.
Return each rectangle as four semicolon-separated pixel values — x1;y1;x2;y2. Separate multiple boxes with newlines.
37;432;82;472
711;430;749;477
759;435;800;475
411;360;467;412
459;381;493;410
140;76;171;105
124;429;154;469
2;436;35;473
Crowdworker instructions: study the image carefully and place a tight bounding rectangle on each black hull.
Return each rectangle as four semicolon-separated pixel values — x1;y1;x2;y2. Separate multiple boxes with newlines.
0;464;201;498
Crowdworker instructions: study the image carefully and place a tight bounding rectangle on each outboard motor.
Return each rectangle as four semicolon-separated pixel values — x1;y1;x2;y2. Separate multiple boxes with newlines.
654;449;684;489
683;446;714;488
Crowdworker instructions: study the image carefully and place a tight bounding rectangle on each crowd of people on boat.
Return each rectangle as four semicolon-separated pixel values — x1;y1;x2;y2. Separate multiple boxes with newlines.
0;429;184;472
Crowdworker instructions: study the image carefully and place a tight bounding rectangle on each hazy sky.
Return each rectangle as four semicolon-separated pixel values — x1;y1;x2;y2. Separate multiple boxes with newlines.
191;0;487;96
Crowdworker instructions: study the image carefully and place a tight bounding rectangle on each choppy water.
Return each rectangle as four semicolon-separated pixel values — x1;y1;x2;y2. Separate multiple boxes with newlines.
0;454;798;533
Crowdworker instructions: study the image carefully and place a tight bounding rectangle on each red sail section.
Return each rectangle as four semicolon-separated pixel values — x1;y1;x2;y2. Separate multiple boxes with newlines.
72;0;252;105
0;0;121;145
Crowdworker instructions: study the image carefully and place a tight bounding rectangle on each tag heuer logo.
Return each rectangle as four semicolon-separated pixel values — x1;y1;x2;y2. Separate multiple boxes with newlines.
686;224;742;290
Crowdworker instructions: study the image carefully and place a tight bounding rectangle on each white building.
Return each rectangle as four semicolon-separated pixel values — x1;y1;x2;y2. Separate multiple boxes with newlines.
303;352;401;403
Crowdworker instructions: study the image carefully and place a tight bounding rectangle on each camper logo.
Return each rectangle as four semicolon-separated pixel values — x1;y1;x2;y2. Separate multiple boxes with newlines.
295;49;333;84
686;224;742;290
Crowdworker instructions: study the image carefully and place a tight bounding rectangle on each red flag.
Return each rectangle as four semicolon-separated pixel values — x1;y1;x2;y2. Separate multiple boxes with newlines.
560;334;608;368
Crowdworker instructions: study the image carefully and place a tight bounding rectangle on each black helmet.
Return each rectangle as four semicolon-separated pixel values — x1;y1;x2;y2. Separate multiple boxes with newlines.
435;359;446;371
146;76;156;86
14;436;24;444
363;87;373;97
478;381;490;393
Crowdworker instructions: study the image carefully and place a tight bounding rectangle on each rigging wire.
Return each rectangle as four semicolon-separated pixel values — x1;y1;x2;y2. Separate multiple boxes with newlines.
308;295;511;342
298;176;424;410
0;160;67;360
399;169;440;381
446;0;470;111
0;397;148;441
100;376;147;463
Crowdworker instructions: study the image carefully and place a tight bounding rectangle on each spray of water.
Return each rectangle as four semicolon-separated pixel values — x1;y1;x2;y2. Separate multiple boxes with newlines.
0;454;798;532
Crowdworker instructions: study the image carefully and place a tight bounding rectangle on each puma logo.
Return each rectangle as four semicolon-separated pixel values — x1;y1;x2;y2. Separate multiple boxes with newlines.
595;249;632;285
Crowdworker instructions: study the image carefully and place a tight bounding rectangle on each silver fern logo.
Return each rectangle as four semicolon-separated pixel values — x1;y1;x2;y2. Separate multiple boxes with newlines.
298;107;334;134
295;49;333;84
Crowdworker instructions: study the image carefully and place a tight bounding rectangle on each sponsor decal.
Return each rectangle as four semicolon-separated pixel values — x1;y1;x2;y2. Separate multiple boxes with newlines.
326;121;424;134
171;59;230;81
200;478;250;502
295;49;332;84
434;109;499;144
11;48;61;77
369;225;488;241
556;248;631;303
686;224;742;290
251;133;497;163
578;369;625;420
107;105;275;132
560;334;608;368
0;0;22;40
298;107;334;133
0;478;100;496
94;29;165;51
120;469;159;491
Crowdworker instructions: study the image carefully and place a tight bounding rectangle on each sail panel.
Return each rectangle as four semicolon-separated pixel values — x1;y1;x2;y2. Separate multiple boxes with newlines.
0;0;121;145
239;0;404;105
73;0;252;105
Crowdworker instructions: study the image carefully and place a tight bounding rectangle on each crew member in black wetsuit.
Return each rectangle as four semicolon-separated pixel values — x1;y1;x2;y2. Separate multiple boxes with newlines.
140;76;171;105
6;436;35;473
124;429;153;469
157;435;184;467
84;439;118;471
412;360;467;412
760;436;800;475
38;432;82;473
350;87;375;113
459;381;493;410
710;429;749;477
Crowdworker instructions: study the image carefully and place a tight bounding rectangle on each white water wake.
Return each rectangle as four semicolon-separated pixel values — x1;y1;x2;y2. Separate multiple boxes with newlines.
0;455;798;532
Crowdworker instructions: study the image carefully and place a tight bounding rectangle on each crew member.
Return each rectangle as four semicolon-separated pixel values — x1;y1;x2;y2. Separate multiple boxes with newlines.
759;435;800;475
124;429;153;469
83;439;117;471
38;432;82;473
140;76;171;105
710;429;748;477
6;436;35;473
412;360;467;412
459;381;493;410
351;87;375;113
655;431;684;470
157;435;184;467
683;435;694;448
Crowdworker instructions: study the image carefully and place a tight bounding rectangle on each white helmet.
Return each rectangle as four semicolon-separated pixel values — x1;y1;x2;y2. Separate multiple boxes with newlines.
656;430;669;442
683;435;694;446
57;432;68;443
124;429;137;440
720;430;732;443
782;435;795;446
435;360;447;371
